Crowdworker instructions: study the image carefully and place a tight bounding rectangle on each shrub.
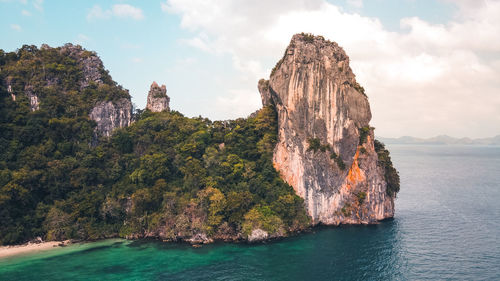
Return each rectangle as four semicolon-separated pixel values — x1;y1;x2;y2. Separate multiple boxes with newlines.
353;82;366;96
242;205;284;236
359;126;371;145
374;140;400;197
356;192;366;204
300;32;316;43
307;138;321;152
341;203;351;216
330;151;346;170
335;157;346;170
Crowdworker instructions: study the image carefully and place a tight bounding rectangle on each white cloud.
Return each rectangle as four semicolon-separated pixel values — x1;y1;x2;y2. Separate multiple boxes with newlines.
160;1;171;13
21;9;31;16
132;57;143;63
215;89;262;118
112;4;144;20
10;24;22;31
178;57;197;65
179;36;213;53
87;5;108;20
33;0;42;11
87;4;144;21
347;0;363;8
162;0;500;138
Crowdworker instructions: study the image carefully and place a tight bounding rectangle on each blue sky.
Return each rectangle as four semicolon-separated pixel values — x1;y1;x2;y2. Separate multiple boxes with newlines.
1;0;499;138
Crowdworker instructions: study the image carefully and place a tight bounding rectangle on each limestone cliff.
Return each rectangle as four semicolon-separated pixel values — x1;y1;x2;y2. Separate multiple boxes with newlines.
24;85;40;111
89;98;132;138
4;77;39;111
146;82;170;112
54;43;134;137
259;33;398;224
2;43;132;137
51;43;105;89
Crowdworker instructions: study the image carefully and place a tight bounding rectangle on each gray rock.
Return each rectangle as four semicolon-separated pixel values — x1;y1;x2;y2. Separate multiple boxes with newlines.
258;79;272;106
24;85;39;111
6;77;16;101
247;228;269;242
187;232;213;244
58;44;132;139
259;33;395;225
146;82;170;112
89;98;132;138
59;43;104;89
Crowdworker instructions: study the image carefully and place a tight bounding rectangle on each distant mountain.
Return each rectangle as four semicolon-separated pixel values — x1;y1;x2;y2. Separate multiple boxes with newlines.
378;135;500;145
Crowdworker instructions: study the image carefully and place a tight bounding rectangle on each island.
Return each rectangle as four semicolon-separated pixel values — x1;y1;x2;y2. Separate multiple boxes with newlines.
0;33;399;248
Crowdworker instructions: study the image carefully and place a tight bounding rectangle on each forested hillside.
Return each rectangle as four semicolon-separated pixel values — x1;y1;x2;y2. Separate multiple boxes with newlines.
0;45;309;245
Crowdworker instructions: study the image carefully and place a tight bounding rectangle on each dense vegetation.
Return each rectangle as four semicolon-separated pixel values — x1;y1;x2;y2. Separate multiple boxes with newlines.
374;140;400;197
0;46;309;245
358;126;371;144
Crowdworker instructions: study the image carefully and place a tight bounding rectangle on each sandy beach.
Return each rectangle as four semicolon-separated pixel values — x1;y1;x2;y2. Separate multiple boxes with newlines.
0;240;70;259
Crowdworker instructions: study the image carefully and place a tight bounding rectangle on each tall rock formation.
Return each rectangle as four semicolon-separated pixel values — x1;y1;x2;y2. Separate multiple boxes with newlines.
146;82;170;112
259;33;398;225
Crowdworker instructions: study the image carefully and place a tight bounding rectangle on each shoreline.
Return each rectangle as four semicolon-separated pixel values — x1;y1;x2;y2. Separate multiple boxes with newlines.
0;240;71;259
0;218;395;259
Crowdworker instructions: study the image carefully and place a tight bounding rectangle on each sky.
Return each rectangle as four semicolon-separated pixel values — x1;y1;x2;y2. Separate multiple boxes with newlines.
1;0;499;138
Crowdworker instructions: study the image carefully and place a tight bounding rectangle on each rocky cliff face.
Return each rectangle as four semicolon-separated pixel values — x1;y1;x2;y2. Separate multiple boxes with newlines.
5;76;39;111
3;43;132;137
259;33;397;225
55;43;133;137
51;43;105;89
89;98;132;138
24;85;40;111
146;82;170;112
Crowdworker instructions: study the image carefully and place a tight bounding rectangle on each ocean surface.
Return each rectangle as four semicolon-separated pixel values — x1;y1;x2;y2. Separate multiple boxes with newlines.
1;144;499;281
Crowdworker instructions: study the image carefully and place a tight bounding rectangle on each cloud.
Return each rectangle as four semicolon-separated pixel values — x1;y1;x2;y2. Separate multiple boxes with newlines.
179;36;213;53
87;5;108;20
112;4;144;20
215;89;262;118
21;9;31;16
87;4;144;21
178;57;197;65
347;0;363;8
162;0;500;138
10;24;22;31
33;0;42;11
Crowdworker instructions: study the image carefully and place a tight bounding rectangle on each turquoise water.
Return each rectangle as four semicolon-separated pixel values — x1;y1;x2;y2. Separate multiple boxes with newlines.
1;145;499;280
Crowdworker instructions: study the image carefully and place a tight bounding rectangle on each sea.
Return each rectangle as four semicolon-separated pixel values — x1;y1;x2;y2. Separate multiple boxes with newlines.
1;144;499;280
